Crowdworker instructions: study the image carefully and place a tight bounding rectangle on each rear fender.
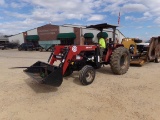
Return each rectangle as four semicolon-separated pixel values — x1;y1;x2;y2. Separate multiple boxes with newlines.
114;44;124;48
104;44;123;62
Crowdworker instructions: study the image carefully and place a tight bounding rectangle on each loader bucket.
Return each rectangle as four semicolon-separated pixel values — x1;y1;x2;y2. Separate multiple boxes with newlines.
24;61;63;87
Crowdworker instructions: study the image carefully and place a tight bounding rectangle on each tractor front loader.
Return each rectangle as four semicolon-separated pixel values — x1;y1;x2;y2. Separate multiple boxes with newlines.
24;45;100;87
24;23;130;87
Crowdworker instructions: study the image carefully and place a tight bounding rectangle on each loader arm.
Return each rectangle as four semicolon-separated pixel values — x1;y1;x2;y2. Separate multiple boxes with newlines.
49;45;98;75
49;45;66;65
62;45;98;75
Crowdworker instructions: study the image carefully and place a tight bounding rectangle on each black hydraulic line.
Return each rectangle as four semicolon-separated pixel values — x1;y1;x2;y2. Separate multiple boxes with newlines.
48;52;53;63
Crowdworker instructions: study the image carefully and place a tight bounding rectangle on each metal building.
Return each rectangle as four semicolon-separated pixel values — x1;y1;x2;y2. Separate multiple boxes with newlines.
0;36;9;44
8;24;125;45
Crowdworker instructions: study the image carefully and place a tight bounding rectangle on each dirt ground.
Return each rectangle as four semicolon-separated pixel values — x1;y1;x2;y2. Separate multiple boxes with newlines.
0;49;160;120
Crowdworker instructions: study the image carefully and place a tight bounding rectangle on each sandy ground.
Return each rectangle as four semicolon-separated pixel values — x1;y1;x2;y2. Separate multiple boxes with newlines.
0;49;160;120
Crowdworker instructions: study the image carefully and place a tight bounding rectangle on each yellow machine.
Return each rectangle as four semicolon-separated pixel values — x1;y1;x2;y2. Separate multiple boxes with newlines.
121;38;138;55
122;37;160;66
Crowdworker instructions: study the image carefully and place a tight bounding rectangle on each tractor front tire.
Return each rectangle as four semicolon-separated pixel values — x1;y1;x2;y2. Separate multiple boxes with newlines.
110;47;130;75
79;65;95;85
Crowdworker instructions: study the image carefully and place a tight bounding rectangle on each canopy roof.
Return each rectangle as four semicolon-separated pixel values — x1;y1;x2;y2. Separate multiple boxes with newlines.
86;23;118;31
84;33;94;38
26;35;39;41
57;33;76;39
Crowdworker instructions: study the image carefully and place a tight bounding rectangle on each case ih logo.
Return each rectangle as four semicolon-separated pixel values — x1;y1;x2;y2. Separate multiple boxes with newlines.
72;46;77;52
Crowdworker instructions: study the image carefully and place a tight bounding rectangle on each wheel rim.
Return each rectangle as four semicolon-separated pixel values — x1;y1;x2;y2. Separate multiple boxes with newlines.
85;70;94;83
120;53;128;69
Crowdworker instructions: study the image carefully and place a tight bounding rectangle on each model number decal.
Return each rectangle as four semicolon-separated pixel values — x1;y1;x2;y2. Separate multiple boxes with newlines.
86;46;92;49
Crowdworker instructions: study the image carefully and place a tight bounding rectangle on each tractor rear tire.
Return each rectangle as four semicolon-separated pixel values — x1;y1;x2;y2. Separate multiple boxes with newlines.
79;65;95;85
110;47;130;75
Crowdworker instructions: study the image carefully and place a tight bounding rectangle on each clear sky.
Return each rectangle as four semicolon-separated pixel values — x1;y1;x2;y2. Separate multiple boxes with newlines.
0;0;160;40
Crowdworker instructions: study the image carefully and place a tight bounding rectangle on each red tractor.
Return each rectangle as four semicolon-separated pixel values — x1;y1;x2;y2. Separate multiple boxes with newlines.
24;23;130;87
